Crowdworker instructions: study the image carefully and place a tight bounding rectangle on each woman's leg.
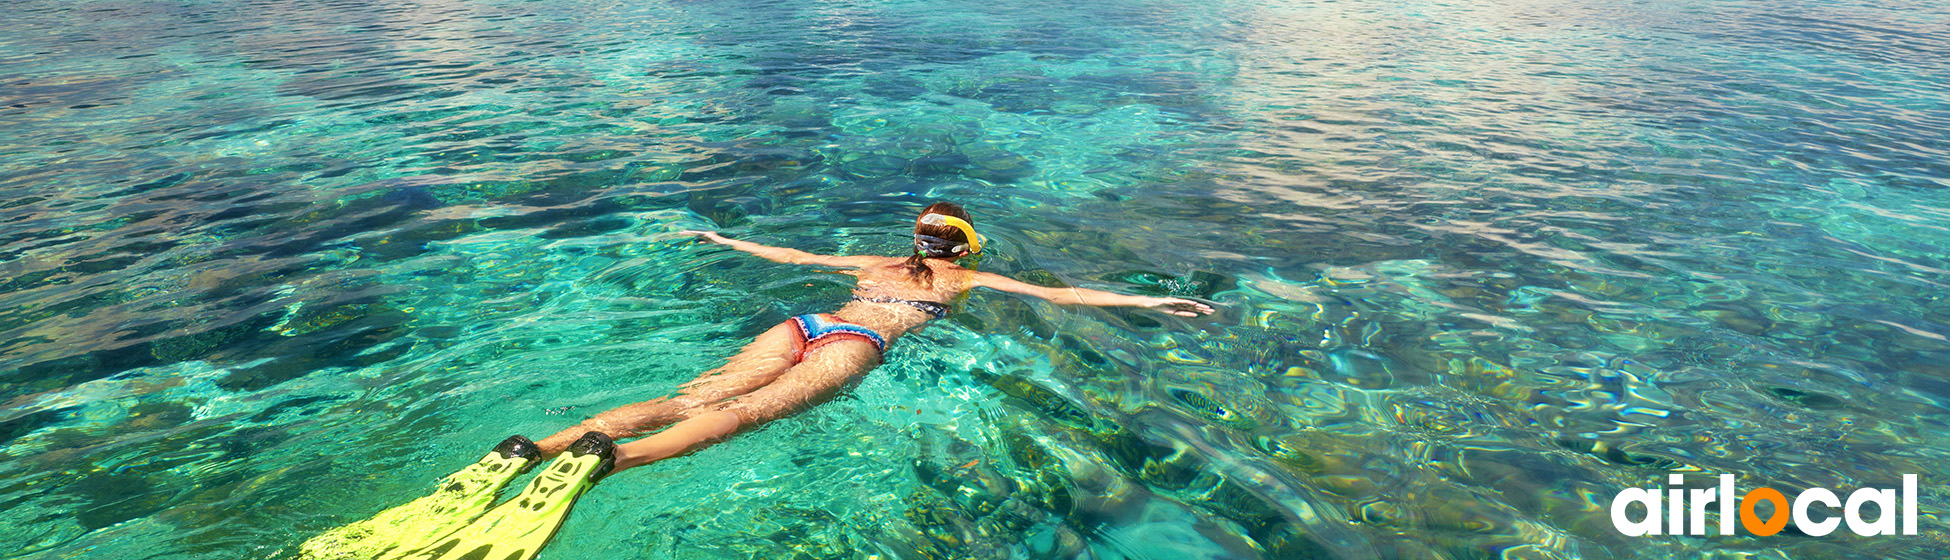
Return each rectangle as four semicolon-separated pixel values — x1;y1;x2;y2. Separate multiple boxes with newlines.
611;340;881;471
535;321;801;455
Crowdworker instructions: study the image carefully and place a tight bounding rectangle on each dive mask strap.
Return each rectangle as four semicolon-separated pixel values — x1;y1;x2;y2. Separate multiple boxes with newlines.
914;234;962;257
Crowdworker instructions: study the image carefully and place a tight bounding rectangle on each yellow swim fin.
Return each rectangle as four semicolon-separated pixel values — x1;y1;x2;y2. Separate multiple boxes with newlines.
298;435;541;560
383;432;616;560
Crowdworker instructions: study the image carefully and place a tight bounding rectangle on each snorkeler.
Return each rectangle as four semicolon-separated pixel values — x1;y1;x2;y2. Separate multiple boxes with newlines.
299;202;1213;560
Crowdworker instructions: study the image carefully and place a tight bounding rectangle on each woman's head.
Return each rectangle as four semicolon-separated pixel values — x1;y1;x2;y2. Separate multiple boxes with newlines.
913;202;979;258
902;202;976;284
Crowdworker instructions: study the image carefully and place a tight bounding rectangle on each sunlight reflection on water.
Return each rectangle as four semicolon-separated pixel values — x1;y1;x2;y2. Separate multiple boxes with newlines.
1;0;1948;558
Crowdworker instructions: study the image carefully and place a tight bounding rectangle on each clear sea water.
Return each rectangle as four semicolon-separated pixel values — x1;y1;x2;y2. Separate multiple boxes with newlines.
3;0;1948;558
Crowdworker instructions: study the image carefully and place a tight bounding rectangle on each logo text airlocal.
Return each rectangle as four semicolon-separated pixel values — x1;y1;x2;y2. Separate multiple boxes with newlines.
1610;474;1918;537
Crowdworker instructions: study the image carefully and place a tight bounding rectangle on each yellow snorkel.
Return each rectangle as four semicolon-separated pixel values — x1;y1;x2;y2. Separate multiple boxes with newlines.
917;213;984;255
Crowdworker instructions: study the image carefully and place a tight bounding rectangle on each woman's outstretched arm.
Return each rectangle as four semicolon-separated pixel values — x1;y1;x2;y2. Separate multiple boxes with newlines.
682;230;879;268
972;272;1214;317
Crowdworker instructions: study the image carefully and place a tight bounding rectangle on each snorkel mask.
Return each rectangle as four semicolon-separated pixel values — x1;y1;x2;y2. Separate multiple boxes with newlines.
914;213;984;257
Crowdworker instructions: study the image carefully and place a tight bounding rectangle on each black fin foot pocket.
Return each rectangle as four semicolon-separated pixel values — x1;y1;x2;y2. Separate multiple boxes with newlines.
495;435;542;470
566;432;616;482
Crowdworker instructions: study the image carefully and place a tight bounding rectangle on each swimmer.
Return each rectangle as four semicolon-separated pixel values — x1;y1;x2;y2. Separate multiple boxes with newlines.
535;201;1213;468
302;202;1212;560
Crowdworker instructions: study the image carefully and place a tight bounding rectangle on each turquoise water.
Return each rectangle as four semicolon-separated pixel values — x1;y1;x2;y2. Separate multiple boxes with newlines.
3;0;1949;557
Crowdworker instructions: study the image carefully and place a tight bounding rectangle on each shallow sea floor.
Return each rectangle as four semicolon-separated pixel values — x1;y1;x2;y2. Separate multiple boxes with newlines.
2;0;1949;558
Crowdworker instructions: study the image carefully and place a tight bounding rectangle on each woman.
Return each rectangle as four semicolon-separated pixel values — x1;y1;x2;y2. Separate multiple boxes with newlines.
537;201;1213;471
305;202;1212;560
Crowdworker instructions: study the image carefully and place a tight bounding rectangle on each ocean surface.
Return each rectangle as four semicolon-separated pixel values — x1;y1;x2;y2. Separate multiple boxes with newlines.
3;0;1949;558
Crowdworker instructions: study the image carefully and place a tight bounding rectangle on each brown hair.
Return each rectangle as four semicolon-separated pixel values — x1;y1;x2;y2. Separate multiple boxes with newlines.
904;202;974;284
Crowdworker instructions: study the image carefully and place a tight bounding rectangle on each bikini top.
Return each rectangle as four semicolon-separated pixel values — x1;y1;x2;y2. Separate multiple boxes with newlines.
853;296;950;319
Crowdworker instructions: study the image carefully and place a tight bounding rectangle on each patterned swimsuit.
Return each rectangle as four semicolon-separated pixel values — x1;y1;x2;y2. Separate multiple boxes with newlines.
787;314;887;362
852;296;951;319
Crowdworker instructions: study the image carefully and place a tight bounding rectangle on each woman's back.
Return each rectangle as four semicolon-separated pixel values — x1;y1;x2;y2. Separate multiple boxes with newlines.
835;257;974;340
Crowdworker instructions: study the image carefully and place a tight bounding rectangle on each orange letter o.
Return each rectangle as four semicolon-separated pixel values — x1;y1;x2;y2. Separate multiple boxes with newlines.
1740;487;1790;536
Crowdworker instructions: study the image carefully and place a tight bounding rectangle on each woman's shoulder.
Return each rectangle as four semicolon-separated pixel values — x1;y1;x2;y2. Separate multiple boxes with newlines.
856;258;973;286
837;255;910;270
929;260;979;288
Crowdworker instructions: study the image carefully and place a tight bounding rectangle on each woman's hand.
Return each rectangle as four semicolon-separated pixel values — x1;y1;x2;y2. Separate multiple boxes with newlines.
679;230;731;245
1144;297;1214;317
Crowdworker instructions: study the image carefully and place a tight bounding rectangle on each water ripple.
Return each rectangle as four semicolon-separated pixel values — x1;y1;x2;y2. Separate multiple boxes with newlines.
4;0;1950;558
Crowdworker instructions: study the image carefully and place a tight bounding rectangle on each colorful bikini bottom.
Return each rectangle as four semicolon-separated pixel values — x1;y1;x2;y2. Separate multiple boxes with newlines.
788;314;887;362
